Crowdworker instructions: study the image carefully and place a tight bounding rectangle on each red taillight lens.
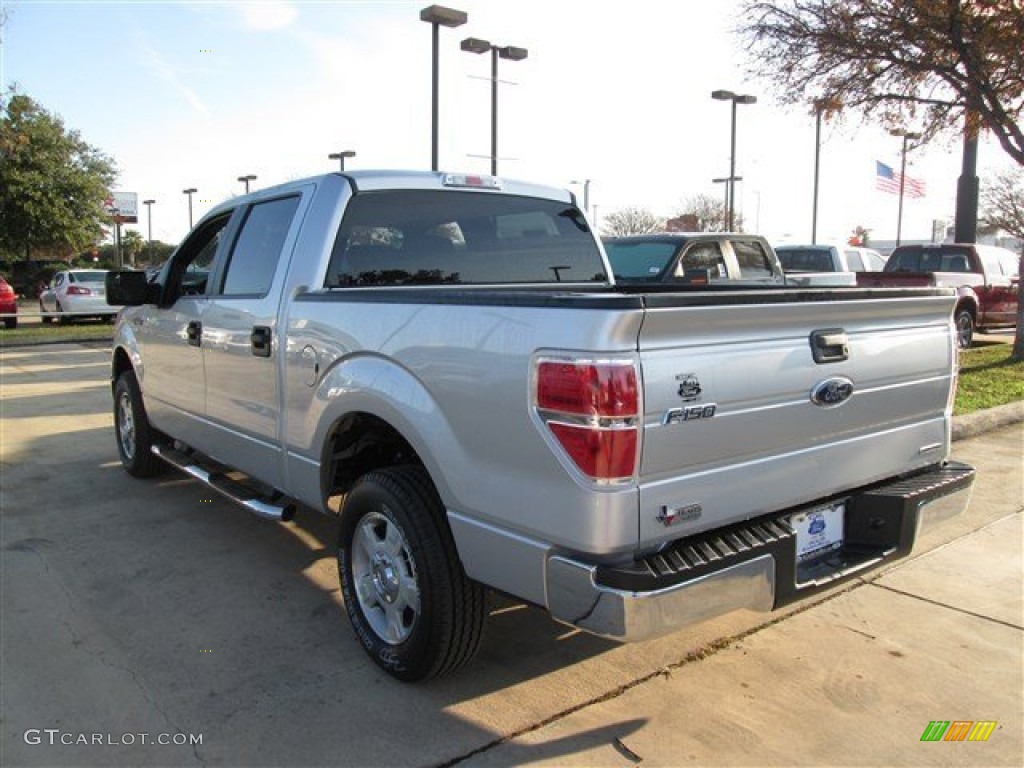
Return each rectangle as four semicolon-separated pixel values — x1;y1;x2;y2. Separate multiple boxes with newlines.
537;361;638;417
66;285;91;295
547;423;638;479
535;358;640;483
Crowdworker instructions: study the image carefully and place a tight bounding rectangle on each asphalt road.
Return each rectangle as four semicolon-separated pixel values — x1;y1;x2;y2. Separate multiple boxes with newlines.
2;343;1021;767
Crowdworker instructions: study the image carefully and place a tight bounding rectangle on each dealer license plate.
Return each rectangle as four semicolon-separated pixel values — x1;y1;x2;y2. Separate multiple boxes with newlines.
791;502;844;564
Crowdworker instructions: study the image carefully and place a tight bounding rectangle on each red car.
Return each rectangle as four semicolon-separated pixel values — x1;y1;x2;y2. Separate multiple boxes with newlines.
0;275;18;329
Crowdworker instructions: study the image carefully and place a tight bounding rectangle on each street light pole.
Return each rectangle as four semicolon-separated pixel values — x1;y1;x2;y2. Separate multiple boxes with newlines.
420;5;468;172
812;105;822;244
571;179;591;217
143;199;155;243
328;150;356;171
713;176;742;230
461;37;528;176
183;188;197;229
711;89;757;232
237;174;257;194
890;129;921;246
143;199;155;264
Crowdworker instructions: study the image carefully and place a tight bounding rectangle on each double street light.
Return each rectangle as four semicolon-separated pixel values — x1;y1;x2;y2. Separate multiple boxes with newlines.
182;187;197;229
461;37;527;176
711;89;756;232
420;5;468;172
238;174;257;194
891;128;922;246
328;150;357;171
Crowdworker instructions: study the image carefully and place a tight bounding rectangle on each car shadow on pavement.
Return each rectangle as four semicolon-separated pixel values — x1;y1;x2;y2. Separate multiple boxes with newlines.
4;421;660;768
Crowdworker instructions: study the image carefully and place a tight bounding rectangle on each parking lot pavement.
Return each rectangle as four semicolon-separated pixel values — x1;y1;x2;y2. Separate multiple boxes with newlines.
2;343;1022;768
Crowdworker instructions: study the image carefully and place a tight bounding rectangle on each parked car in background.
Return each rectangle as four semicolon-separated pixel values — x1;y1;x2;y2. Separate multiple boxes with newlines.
775;244;887;287
857;243;1019;348
39;269;120;323
602;233;785;285
0;275;18;329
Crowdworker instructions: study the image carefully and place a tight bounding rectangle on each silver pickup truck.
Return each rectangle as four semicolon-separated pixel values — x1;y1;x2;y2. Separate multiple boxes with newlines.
107;171;974;681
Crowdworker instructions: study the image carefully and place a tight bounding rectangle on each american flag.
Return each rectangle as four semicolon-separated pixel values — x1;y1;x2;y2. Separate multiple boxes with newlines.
876;161;926;198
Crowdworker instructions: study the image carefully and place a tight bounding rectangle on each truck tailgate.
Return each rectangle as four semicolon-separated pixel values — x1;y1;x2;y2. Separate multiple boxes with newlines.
636;289;957;546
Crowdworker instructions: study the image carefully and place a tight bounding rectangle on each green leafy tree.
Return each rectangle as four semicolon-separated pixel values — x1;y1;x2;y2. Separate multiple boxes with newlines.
740;0;1024;166
120;229;145;266
0;88;118;260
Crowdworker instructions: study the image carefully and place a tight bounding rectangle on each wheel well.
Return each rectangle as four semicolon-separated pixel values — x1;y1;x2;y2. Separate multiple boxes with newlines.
112;348;133;389
324;413;423;499
955;300;977;320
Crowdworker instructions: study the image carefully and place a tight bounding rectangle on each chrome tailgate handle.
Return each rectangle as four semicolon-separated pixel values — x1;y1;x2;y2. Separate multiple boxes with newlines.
810;329;849;363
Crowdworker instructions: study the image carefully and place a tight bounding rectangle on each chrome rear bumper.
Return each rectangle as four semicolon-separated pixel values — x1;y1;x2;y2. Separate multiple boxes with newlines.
546;461;974;642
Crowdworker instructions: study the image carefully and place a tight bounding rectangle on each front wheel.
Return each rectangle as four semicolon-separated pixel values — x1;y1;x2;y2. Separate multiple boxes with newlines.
114;370;164;477
954;309;974;349
338;466;486;682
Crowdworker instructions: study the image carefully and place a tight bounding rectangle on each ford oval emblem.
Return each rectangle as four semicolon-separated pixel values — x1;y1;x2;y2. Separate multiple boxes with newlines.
811;377;854;407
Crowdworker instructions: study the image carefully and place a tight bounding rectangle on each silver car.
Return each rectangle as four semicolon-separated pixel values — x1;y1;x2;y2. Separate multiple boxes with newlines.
39;269;119;323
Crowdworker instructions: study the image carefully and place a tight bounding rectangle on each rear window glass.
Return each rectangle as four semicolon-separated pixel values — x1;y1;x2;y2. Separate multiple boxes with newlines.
603;241;678;281
327;191;604;286
71;271;106;283
776;247;833;272
887;246;973;272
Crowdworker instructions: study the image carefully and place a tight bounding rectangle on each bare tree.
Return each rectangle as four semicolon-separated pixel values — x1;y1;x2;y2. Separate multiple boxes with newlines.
981;168;1024;360
600;207;664;237
669;194;745;232
740;1;1024;165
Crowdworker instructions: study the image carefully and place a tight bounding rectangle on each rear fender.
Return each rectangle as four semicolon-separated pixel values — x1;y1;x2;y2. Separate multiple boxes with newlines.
310;353;468;510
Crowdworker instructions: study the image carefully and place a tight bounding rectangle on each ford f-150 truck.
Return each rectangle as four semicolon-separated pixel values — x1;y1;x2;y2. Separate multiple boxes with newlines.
857;243;1020;348
107;171;974;681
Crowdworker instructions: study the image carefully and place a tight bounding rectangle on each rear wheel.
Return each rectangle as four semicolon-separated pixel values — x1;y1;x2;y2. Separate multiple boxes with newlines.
338;466;486;682
3;317;15;329
56;301;70;325
39;301;52;324
954;309;974;349
114;370;164;478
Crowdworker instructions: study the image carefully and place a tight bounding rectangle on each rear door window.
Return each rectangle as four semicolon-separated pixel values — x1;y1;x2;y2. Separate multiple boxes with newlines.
731;239;775;278
221;196;301;296
327;191;604;286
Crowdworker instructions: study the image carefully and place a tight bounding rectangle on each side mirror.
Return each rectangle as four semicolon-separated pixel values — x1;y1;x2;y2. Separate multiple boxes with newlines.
106;270;157;306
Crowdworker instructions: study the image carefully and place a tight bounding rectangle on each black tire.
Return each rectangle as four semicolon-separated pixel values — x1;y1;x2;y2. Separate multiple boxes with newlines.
56;301;70;326
338;466;486;682
39;301;52;324
954;309;974;349
3;317;15;329
113;370;164;478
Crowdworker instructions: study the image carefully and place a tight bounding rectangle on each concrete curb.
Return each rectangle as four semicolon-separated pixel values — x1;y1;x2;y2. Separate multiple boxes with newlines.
952;399;1024;441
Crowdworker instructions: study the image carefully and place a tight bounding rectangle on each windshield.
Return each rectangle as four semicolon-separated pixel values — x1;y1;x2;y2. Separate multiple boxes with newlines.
603;241;677;281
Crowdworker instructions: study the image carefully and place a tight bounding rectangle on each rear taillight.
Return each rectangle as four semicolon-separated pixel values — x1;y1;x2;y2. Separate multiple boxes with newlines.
66;285;91;295
534;358;640;483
